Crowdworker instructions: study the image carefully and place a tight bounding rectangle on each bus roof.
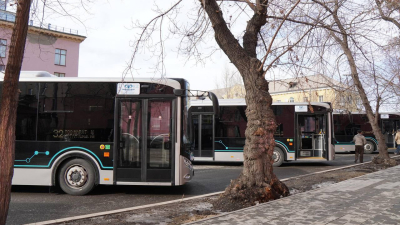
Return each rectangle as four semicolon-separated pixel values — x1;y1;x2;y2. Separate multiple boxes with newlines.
333;112;400;116
190;98;332;109
0;71;183;89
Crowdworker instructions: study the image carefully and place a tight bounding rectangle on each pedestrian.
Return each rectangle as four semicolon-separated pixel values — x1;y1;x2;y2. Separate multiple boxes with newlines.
353;130;366;163
395;129;400;155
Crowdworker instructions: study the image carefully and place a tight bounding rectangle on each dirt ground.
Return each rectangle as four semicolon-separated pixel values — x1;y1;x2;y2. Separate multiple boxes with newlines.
58;157;400;225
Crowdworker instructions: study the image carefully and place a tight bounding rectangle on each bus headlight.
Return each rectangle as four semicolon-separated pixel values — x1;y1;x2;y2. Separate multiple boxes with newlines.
183;158;193;171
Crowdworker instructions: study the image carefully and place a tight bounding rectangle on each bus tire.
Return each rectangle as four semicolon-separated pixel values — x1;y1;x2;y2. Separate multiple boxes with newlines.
273;147;284;167
364;141;375;154
58;158;96;196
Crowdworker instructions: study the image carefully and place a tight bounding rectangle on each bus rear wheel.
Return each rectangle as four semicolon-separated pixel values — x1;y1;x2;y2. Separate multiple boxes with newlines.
364;141;375;154
273;147;284;167
58;158;96;195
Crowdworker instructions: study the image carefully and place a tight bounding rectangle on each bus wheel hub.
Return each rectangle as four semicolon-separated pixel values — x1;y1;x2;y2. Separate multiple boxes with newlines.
66;166;88;187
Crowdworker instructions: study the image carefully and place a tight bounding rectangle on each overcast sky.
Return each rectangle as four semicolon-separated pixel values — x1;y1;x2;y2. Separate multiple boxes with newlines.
32;0;240;91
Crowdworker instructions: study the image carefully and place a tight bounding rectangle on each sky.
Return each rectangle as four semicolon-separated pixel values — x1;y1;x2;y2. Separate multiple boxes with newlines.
30;0;239;91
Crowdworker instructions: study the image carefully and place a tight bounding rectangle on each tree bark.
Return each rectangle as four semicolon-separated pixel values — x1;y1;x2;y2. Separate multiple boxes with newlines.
341;47;392;163
201;0;289;210
324;1;394;165
0;1;32;224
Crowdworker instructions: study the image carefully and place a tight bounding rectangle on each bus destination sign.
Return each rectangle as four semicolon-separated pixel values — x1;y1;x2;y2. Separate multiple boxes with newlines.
117;83;140;95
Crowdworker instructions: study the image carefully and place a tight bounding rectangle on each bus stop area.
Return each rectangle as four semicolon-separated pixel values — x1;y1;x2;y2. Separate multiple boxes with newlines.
190;165;400;225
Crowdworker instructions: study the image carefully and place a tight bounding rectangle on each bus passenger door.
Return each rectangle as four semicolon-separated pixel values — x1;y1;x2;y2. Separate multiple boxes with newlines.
382;119;396;149
192;114;214;160
115;99;174;183
297;114;327;159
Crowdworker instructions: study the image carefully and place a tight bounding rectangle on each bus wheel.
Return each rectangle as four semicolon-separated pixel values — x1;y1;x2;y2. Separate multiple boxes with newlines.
273;147;284;167
364;141;375;154
58;158;96;195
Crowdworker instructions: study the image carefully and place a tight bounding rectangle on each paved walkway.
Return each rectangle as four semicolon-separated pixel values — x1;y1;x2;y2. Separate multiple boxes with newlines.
189;165;400;225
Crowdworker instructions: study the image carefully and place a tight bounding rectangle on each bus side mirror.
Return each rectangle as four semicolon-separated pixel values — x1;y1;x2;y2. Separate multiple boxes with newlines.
173;89;185;96
208;91;220;118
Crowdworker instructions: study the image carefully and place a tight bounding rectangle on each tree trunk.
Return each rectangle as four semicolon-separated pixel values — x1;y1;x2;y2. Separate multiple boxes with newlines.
214;59;290;211
0;1;32;224
326;6;395;166
340;39;394;166
201;0;289;211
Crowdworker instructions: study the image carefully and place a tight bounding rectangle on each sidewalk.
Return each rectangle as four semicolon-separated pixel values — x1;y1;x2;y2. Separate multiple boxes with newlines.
189;165;400;225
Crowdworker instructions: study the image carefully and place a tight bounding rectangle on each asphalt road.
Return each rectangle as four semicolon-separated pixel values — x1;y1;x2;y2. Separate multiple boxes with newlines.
6;153;379;224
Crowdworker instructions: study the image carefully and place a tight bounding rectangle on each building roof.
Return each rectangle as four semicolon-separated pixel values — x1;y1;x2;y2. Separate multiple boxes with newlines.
0;10;86;42
209;74;349;97
268;74;346;94
191;98;332;109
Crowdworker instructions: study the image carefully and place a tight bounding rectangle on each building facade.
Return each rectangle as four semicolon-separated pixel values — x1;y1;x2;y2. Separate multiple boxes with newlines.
211;74;362;112
268;74;361;112
0;8;86;77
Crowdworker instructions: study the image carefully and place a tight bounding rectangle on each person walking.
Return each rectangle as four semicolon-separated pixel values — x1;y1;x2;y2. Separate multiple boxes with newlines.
353;130;367;163
395;129;400;155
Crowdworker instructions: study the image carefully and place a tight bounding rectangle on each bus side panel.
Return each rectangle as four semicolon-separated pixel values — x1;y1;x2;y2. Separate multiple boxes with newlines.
13;168;52;185
14;141;114;170
333;113;375;151
274;137;295;160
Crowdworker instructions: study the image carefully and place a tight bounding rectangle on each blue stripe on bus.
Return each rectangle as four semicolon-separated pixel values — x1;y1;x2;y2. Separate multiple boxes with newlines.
275;140;294;153
365;137;378;145
215;150;243;152
214;140;293;153
334;137;378;146
14;146;113;169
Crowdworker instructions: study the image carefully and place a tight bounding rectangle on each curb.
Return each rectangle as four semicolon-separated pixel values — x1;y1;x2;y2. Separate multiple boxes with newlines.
26;155;400;224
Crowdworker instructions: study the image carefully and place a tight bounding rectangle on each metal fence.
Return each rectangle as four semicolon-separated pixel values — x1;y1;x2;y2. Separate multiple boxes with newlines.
0;12;79;35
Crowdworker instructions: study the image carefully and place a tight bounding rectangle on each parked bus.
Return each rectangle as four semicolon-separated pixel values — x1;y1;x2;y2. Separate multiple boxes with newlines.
189;99;335;166
3;72;218;195
333;112;400;153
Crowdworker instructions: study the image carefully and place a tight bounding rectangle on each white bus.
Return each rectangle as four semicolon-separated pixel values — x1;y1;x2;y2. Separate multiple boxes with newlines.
189;99;335;166
3;72;218;195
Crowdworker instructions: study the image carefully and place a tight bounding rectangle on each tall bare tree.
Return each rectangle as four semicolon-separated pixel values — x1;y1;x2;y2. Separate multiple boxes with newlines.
127;0;315;209
0;0;32;223
269;0;397;164
375;0;400;29
308;0;396;164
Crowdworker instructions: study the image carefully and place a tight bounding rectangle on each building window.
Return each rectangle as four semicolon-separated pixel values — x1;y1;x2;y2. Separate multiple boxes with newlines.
288;82;297;88
54;72;65;77
340;96;345;105
303;97;308;102
289;97;294;102
55;49;66;66
0;39;7;58
0;65;5;71
319;95;324;102
347;96;352;103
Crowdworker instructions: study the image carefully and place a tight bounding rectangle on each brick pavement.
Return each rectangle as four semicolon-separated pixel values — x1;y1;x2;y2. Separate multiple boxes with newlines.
188;165;400;225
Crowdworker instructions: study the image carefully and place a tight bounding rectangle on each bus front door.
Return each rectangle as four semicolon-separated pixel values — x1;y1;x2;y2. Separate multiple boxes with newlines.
192;114;214;160
382;119;400;149
297;114;327;159
115;99;174;183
